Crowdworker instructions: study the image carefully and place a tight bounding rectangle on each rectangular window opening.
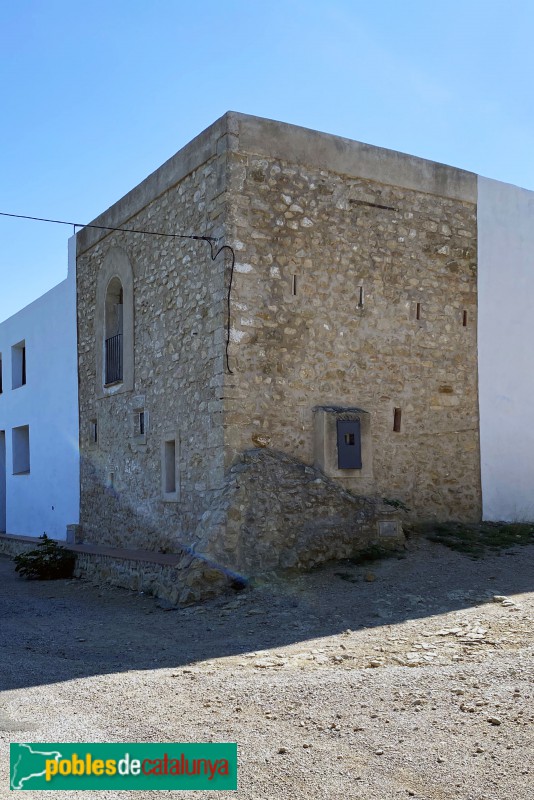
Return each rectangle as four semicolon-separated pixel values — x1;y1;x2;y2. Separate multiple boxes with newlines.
416;302;421;320
291;274;297;296
393;408;402;433
337;419;362;469
358;286;364;308
133;408;148;440
90;419;98;444
12;341;26;389
12;424;30;474
164;439;176;494
463;310;467;327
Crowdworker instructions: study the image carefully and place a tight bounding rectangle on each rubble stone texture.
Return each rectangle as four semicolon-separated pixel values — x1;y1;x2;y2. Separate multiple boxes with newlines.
75;112;480;598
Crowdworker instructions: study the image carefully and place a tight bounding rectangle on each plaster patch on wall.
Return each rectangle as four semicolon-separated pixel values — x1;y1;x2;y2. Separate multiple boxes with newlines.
230;328;246;343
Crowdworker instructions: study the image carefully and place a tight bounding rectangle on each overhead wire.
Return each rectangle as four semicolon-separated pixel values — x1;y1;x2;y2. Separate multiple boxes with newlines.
0;210;235;373
0;210;218;241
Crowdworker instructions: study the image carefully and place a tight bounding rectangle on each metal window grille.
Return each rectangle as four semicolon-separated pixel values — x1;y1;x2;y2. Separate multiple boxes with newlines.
105;333;123;384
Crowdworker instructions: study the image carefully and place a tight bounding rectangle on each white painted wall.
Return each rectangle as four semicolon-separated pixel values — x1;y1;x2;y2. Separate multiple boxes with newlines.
478;177;534;520
0;431;5;532
0;238;79;538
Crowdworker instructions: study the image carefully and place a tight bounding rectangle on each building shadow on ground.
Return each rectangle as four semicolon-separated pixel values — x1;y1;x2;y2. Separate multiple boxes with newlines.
1;539;533;692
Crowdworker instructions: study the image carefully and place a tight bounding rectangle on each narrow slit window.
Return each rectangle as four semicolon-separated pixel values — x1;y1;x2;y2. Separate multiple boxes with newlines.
161;432;179;501
393;408;402;433
463;310;467;327
164;439;176;494
416;302;421;320
90;419;98;444
358;286;364;308
133;408;148;440
291;274;297;296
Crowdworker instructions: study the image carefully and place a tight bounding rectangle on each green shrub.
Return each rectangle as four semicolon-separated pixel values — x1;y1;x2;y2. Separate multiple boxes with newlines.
14;534;76;580
424;521;534;558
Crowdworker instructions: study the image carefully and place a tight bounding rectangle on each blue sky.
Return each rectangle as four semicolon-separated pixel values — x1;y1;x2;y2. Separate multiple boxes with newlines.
1;0;533;321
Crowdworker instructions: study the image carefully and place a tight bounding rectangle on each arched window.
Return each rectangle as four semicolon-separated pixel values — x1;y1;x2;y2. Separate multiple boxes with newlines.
95;247;134;396
104;278;124;384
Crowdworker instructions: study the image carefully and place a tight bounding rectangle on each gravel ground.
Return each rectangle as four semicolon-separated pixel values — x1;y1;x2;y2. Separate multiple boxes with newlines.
0;537;532;799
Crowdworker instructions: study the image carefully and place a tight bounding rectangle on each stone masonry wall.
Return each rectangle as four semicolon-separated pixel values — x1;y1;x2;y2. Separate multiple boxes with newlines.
76;129;231;550
189;448;404;580
75;112;481;589
223;132;481;521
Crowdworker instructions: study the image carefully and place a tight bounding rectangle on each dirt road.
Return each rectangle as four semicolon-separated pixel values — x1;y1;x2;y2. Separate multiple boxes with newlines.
1;537;532;798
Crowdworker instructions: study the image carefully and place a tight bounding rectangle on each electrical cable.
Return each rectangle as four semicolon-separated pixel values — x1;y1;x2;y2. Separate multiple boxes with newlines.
0;210;235;373
202;240;235;375
0;211;218;241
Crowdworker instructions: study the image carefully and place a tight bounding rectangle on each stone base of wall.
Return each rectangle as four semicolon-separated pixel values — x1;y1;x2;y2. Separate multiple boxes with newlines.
0;450;404;605
0;534;43;558
188;448;404;589
0;534;232;606
71;545;244;605
72;552;191;606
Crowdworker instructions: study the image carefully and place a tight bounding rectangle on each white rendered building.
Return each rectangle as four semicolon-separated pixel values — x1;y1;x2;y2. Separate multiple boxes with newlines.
0;239;79;539
477;177;534;521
